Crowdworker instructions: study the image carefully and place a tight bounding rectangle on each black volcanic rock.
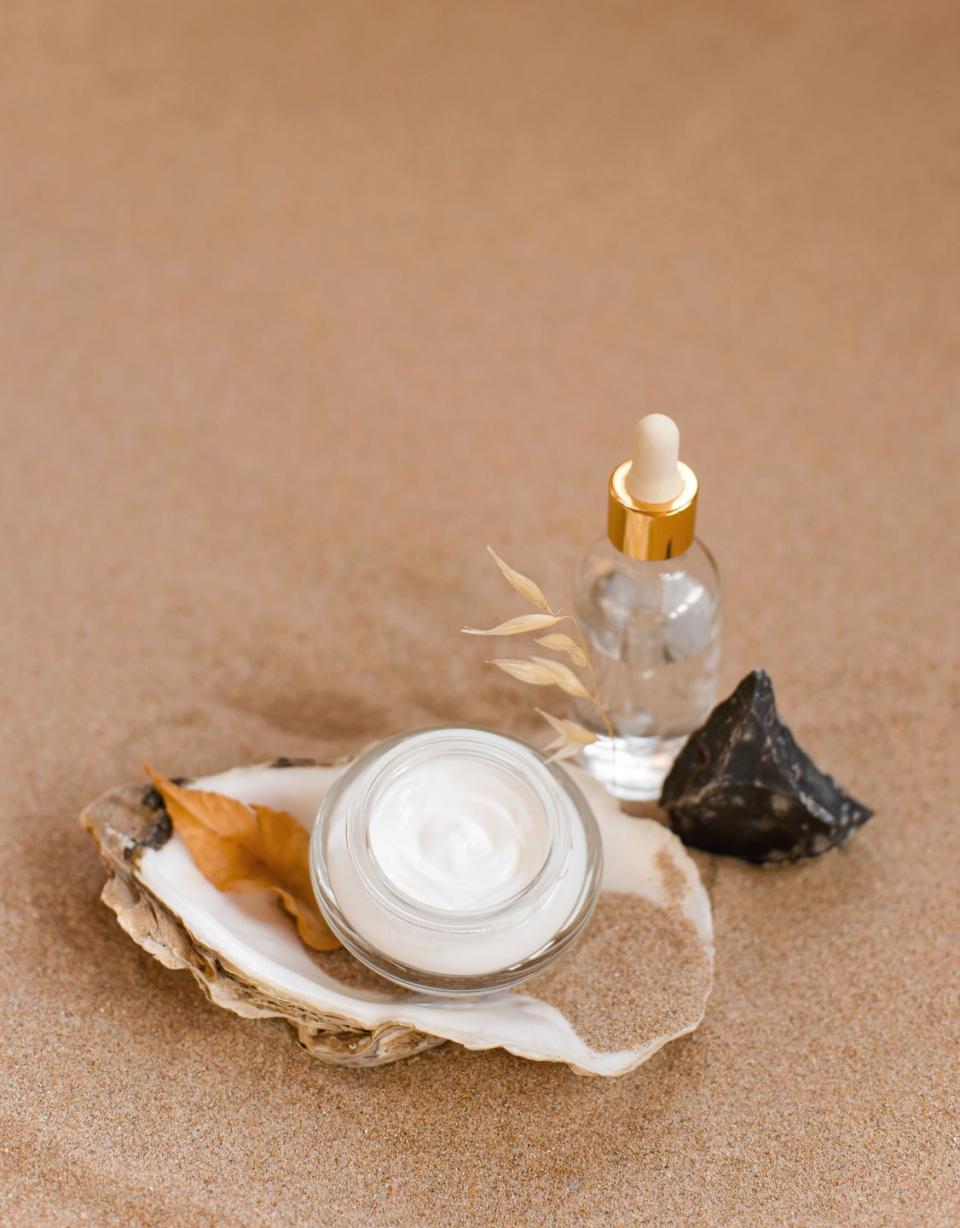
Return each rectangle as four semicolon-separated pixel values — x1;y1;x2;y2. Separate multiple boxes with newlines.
660;670;873;863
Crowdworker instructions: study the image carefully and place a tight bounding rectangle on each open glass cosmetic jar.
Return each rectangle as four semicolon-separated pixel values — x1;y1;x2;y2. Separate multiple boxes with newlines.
310;728;603;995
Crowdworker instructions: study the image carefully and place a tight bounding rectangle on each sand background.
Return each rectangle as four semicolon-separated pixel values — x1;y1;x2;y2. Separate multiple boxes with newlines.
1;2;958;1224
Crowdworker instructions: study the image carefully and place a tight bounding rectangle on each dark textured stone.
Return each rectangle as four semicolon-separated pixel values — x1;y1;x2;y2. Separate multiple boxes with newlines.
660;670;873;863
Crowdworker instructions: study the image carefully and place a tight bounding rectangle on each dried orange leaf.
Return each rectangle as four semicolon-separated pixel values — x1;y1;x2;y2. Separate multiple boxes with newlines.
144;765;340;952
530;657;590;698
486;547;550;612
463;613;560;637
533;632;587;666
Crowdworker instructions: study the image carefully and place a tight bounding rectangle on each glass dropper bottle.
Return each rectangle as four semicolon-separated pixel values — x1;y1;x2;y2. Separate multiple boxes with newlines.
571;414;722;800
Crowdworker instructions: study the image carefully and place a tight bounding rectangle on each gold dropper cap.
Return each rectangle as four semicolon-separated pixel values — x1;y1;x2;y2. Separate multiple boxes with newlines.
607;414;698;561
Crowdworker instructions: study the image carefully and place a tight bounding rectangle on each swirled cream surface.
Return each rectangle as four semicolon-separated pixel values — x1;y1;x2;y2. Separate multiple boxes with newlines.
315;728;597;980
368;755;550;911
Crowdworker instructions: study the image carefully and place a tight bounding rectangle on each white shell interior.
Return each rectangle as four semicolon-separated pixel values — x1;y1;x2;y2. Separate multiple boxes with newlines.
137;761;713;1076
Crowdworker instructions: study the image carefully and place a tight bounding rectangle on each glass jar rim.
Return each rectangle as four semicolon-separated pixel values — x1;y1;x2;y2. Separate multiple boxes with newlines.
342;728;571;932
309;725;604;995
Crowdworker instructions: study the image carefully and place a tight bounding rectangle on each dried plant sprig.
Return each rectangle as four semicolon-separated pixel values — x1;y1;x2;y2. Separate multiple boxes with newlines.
463;613;561;636
485;547;551;612
529;656;589;698
538;720;596;763
533;632;587;667
463;547;615;759
488;658;565;687
535;709;598;746
488;656;589;698
544;743;583;764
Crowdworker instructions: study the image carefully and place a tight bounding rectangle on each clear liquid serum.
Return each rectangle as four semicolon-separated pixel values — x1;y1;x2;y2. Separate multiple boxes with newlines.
573;415;721;800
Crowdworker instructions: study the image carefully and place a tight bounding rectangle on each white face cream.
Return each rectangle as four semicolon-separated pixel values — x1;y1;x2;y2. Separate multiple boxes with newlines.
310;728;602;995
367;754;551;912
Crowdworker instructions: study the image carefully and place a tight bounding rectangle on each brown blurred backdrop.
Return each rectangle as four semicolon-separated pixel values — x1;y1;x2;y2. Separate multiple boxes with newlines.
1;3;958;1225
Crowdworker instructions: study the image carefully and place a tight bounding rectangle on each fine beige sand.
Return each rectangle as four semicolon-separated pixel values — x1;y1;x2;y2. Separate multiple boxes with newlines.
1;2;958;1224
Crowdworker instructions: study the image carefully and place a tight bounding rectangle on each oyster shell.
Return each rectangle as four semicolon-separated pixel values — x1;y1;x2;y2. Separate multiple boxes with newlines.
82;757;713;1075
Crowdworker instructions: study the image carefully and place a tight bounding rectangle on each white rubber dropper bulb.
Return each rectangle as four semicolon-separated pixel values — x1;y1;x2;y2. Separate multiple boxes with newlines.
624;413;684;504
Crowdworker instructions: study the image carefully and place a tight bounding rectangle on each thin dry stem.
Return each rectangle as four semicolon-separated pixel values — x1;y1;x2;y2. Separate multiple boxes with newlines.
551;607;615;740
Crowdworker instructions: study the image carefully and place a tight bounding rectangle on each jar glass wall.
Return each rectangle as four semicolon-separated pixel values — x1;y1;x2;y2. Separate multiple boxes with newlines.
572;536;722;800
310;728;603;995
